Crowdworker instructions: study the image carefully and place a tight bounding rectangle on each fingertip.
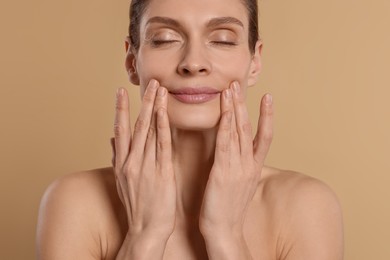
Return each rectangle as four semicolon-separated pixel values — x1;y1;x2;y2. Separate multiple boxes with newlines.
264;93;273;106
116;88;129;109
231;81;240;90
223;89;232;99
157;86;166;97
116;87;125;98
149;79;160;90
115;88;129;114
260;93;273;117
221;89;233;113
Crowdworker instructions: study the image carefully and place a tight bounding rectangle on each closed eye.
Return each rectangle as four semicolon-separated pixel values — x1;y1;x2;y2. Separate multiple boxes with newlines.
210;41;238;46
150;40;180;47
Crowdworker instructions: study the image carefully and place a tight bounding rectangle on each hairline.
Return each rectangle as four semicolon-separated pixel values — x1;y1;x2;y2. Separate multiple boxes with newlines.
145;16;245;29
130;0;258;53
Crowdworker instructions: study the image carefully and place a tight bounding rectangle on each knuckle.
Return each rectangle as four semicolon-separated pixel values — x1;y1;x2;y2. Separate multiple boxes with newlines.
157;117;168;129
261;130;273;144
134;119;146;133
115;101;125;111
240;121;252;135
266;107;274;116
262;105;274;116
143;92;155;103
157;139;171;150
216;142;230;152
114;124;123;137
115;97;128;112
114;164;126;177
147;126;156;139
219;121;230;131
123;161;138;178
233;131;239;141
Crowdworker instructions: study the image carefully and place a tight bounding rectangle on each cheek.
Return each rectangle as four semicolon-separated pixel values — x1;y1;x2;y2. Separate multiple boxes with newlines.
213;53;252;87
136;48;252;96
136;52;175;93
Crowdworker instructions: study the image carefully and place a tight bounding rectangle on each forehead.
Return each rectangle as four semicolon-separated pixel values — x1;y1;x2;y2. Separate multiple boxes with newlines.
142;0;249;28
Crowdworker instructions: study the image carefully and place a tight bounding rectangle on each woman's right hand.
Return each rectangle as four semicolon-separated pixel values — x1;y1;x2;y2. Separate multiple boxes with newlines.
112;79;176;258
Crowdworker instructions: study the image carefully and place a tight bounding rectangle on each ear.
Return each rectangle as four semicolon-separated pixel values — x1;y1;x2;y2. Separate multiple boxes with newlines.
125;37;140;85
247;41;263;87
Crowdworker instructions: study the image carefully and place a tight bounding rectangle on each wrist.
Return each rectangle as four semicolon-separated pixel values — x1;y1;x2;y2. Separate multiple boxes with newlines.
203;232;253;260
116;232;171;260
200;222;244;241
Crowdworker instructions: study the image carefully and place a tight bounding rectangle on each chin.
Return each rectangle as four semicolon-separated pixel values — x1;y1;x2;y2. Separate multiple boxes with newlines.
169;116;220;131
167;100;221;131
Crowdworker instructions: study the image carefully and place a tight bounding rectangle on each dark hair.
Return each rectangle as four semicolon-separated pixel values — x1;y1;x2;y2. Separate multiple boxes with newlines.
128;0;259;53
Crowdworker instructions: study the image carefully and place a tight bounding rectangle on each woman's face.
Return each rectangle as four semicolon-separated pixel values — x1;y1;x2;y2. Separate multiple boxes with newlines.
126;0;262;130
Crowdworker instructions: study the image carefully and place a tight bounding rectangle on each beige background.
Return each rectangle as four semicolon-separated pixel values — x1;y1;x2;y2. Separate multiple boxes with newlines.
1;0;389;259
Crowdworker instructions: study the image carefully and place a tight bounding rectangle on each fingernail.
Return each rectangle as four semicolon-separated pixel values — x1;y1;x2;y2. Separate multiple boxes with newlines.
265;94;273;105
150;79;159;89
157;87;166;96
224;89;231;99
232;82;240;93
117;88;124;97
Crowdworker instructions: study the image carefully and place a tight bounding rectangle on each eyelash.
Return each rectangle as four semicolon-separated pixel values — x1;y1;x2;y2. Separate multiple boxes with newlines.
210;41;237;46
149;40;237;48
150;40;178;47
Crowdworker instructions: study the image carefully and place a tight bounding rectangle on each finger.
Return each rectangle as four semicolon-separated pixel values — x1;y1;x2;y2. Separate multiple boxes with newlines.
215;90;233;166
220;88;233;114
215;111;233;165
231;81;254;158
114;88;131;169
156;94;172;177
145;86;168;162
253;93;273;164
110;137;116;167
225;85;239;158
129;79;159;161
113;90;132;208
230;94;240;163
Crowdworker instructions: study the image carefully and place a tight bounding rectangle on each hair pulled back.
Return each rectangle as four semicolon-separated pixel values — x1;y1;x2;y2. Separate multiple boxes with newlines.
128;0;259;53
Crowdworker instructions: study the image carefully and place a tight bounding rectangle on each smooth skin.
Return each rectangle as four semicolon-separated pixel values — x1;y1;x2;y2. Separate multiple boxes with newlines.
36;0;344;259
112;79;273;259
36;85;344;259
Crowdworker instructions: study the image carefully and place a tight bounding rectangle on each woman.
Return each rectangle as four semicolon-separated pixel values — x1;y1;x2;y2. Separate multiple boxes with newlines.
36;0;344;259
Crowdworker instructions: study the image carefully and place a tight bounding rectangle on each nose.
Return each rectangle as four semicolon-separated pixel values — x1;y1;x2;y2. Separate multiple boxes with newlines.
177;42;211;77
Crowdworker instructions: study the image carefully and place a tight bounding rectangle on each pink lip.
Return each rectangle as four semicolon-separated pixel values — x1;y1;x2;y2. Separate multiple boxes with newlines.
169;87;221;104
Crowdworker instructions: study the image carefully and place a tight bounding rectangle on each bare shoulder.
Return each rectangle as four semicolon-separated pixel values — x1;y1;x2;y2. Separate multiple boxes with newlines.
37;167;126;260
260;166;344;259
261;166;342;207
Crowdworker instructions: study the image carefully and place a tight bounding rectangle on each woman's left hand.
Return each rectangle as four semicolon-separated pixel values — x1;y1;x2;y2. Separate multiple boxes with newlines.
199;82;273;255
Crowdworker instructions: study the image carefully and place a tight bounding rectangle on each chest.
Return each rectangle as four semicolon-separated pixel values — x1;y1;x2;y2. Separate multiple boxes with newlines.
104;207;278;260
162;231;276;260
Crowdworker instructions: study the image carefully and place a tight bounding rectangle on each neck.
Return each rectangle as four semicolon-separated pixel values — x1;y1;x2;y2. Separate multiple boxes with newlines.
171;127;217;227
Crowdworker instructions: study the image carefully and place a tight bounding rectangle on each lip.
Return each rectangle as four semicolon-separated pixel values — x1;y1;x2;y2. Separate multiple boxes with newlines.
169;87;221;104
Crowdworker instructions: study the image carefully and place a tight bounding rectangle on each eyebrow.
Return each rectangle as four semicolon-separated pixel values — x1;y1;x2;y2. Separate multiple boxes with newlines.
146;16;181;27
145;16;244;29
207;17;244;28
